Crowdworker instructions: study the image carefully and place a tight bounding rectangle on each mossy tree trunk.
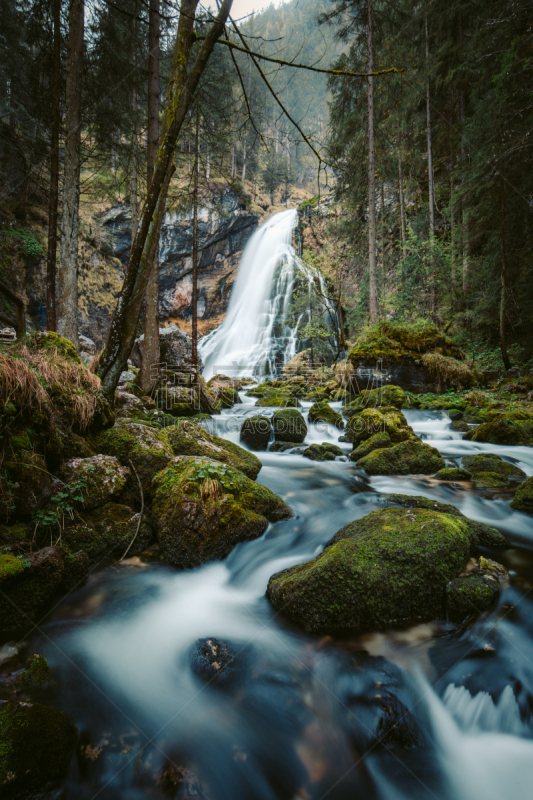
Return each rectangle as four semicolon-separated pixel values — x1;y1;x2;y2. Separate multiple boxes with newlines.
367;0;378;323
98;0;234;398
499;174;511;370
46;0;61;332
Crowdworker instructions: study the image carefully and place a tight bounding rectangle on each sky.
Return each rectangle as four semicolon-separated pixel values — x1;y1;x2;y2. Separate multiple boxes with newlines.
206;0;288;24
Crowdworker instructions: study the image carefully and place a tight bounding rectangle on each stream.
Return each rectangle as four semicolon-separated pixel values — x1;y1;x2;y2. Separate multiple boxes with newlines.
32;396;533;800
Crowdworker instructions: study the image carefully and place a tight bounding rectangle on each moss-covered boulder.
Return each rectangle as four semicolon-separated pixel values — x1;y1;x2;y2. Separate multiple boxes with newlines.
462;453;526;479
164;420;261;480
346;407;413;446
272;409;307;443
350;432;392;461
446;573;500;623
266;506;485;633
59;454;129;511
97;422;173;494
435;467;472;481
308;400;344;429
211;386;241;410
511;476;533;514
384;494;506;547
258;389;301;408
152;457;292;568
0;700;77;794
207;374;243;391
0;546;88;634
245;383;272;398
19;654;53;690
63;503;152;564
268;441;306;453
348;385;406;412
451;420;471;432
240;415;271;450
153;376;217;417
356;438;445;475
1;451;52;522
465;417;533;446
302;443;344;461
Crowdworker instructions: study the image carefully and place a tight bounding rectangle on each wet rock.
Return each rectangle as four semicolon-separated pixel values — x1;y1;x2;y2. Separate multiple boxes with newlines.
259;389;301;408
207;374;244;391
473;471;509;488
511;476;533;514
446;558;506;623
153;376;217;417
462;453;526;480
465;417;533;446
266;506;494;634
435;467;472;481
62;503;153;565
356;438;445;475
272;409;307;443
152;457;292;568
268;441;306;453
302;443;343;461
451;420;471;432
19;654;53;690
308;401;344;429
164;419;261;479
385;494;506;547
349;431;392;461
346;384;406;412
190;637;247;687
97;422;173;494
0;700;77;794
59;455;130;511
240;415;271;450
211;385;241;410
346;407;413;446
448;409;464;420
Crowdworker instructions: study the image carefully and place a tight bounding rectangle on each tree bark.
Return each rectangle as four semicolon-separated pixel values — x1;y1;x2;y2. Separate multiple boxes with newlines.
140;0;161;394
130;1;139;241
241;140;247;183
57;0;84;346
46;0;61;332
425;12;436;320
98;0;234;397
367;0;378;323
459;12;469;296
398;120;407;260
499;175;511;370
191;102;199;372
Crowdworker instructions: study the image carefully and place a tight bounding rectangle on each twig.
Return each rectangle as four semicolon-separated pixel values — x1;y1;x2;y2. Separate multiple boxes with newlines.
120;460;144;561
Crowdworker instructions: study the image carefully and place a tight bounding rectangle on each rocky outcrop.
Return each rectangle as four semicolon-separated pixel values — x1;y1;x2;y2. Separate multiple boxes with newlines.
130;324;203;373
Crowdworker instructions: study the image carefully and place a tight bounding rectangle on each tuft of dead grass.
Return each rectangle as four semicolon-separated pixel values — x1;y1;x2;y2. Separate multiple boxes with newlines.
421;352;480;389
200;477;222;504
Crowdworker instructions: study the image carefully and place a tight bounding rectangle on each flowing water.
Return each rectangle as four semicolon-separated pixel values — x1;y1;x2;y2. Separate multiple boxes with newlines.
30;399;533;800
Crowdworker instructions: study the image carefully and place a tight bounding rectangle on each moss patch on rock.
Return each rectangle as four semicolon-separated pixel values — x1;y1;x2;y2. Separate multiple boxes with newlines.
510;476;533;514
356;439;445;475
272;409;307;443
240;415;271;450
465;418;533;446
350;432;392;461
63;503;152;565
59;454;129;511
462;453;525;479
20;654;53;690
302;443;344;461
308;400;344;429
164;420;261;480
97;422;173;494
435;467;472;481
152;457;291;568
258;389;301;408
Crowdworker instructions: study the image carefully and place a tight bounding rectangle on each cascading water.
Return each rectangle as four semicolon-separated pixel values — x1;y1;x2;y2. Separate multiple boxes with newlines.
200;209;336;380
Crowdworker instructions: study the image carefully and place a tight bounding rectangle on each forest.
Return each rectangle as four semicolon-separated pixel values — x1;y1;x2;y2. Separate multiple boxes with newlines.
0;2;533;800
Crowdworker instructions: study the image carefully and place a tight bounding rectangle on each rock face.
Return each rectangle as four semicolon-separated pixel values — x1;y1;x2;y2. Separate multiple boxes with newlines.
131;324;203;373
0;700;78;795
266;506;501;633
152;457;291;568
97;189;258;344
164;420;262;479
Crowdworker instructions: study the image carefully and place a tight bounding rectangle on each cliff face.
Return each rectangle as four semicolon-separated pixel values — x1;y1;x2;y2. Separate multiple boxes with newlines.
87;189;258;346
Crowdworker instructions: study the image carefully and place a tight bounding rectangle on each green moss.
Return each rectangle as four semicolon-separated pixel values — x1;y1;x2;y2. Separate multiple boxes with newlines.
0;554;24;580
346;407;413;446
152;457;291;568
20;654;52;689
435;467;472;481
356;438;445;475
348;321;464;365
474;471;509;488
240;415;271;450
462;454;526;479
308;401;344;429
26;331;80;362
266;506;476;633
258;389;301;408
0;700;78;793
272;409;307;443
302;443;343;461
164;420;261;480
63;503;152;564
446;574;499;622
511;477;533;514
359;385;406;409
467;418;533;446
97;422;172;493
350;432;392;461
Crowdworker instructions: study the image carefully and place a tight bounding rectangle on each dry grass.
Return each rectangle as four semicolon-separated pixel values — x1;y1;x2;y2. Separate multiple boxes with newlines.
200;477;222;504
421;352;480;389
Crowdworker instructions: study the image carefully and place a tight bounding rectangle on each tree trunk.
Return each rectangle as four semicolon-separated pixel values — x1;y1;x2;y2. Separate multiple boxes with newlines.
398;118;407;260
130;1;139;241
459;13;469;296
140;0;161;394
57;0;84;347
46;0;61;332
499;175;511;370
425;12;436;320
191;103;199;372
98;0;234;397
241;140;247;183
367;0;378;323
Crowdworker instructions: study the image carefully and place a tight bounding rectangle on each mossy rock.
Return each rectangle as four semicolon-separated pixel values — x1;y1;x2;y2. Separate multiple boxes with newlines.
266;506;479;633
212;386;241;410
302;443;343;461
164;420;261;480
474;471;510;488
19;654;53;690
350;432;392;461
207;374;243;391
268;441;306;453
435;467;472;481
446;574;500;623
357;439;445;475
258;389;301;408
462;454;526;479
59;454;130;511
466;418;533;446
451;420;470;432
0;700;77;794
1;451;52;522
63;503;153;565
245;384;271;398
97;422;173;494
346;408;413;446
153;377;217;417
272;409;307;443
358;385;406;410
384;494;506;547
511;477;533;515
447;409;464;420
240;415;271;450
308;401;344;429
26;331;80;362
152;457;291;569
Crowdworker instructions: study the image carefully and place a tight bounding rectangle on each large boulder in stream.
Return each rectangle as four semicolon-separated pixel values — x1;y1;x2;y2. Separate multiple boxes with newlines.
240;415;271;450
464;416;533;446
0;700;78;795
152;457;291;568
266;505;505;633
461;453;526;488
511;476;533;514
272;409;307;443
308;401;344;429
164;420;261;479
356;438;445;475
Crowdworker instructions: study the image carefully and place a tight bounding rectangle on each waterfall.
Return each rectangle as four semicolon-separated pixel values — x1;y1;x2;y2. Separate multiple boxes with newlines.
200;208;337;380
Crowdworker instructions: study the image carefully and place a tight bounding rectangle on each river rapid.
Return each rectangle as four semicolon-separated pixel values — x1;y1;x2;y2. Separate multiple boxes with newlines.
33;396;533;800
